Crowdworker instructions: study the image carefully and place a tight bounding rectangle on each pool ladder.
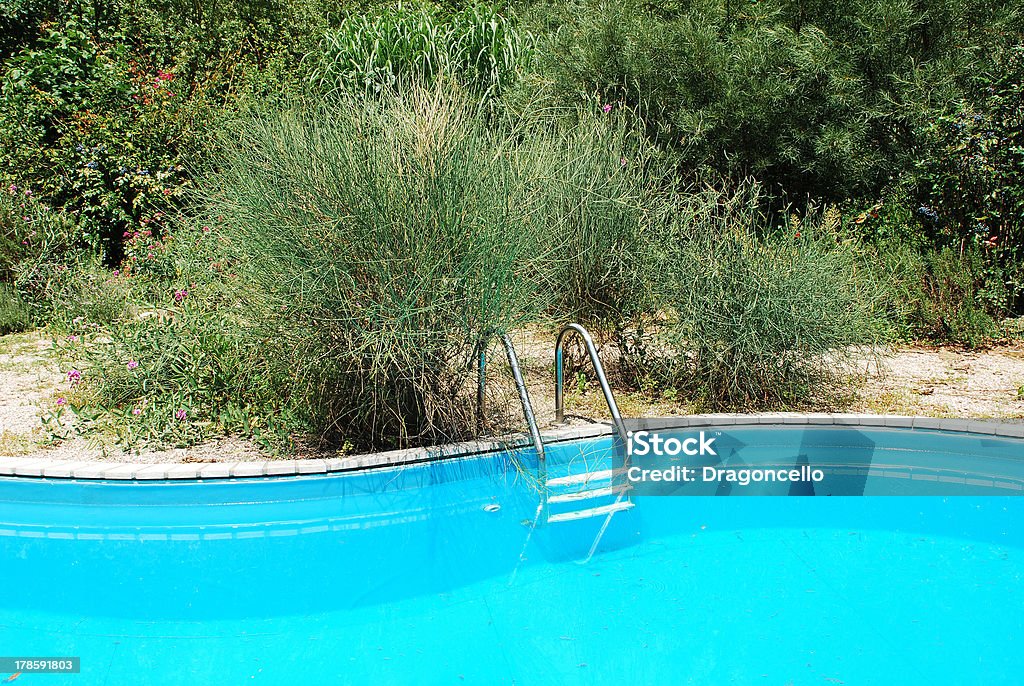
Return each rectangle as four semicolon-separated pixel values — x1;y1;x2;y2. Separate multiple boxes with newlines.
479;325;633;526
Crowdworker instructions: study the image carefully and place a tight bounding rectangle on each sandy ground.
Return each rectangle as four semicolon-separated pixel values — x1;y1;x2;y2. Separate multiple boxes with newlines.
3;329;1024;462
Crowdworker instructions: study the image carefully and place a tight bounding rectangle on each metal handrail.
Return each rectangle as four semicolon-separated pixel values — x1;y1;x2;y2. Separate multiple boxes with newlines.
554;323;626;441
476;334;546;475
499;334;546;472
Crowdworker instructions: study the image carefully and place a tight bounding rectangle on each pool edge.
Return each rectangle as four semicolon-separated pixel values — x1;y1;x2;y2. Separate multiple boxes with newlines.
2;414;1023;481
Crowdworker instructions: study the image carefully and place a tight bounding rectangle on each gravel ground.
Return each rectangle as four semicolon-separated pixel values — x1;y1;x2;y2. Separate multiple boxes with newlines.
3;329;1024;463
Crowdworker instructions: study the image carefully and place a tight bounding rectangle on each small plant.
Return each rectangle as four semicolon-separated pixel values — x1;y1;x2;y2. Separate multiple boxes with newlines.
0;283;29;334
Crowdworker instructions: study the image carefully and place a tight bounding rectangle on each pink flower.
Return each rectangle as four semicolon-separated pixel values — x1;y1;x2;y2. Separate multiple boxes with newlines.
175;409;187;421
113;269;120;277
602;104;613;114
173;289;188;302
67;335;78;342
67;369;82;384
202;225;211;233
132;407;142;415
127;360;139;370
56;397;67;406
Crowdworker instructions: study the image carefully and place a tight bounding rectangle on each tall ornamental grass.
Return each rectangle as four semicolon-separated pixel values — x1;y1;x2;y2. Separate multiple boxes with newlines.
203;87;563;450
306;2;534;101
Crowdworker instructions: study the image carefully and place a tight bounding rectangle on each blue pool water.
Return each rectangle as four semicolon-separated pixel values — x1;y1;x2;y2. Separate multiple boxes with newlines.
1;426;1023;685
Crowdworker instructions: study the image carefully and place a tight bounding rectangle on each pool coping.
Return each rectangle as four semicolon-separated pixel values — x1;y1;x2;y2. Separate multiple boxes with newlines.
1;413;1022;481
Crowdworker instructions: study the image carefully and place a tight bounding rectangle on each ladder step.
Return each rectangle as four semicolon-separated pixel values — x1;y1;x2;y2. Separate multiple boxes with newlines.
546;467;627;488
547;484;631;504
547;500;634;524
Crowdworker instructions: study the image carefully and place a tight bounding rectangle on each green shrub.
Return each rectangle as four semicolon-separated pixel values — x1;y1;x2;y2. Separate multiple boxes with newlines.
306;2;534;103
1;182;97;325
525;0;1022;201
906;247;1001;346
914;45;1024;310
0;283;30;334
648;185;884;408
0;17;213;259
518;114;655;328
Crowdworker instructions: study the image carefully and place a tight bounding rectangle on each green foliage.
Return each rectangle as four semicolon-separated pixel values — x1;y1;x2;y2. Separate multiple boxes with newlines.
0;283;31;334
199;87;563;450
1;183;87;322
306;2;533;101
915;45;1024;307
519;115;655;327
906;247;1000;346
64;307;296;450
525;0;1022;200
0;17;211;259
645;186;884;408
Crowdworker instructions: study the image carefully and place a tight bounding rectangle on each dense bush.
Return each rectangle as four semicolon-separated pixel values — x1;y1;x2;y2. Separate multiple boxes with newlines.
0;17;211;260
643;186;885;408
525;0;1022;201
0;283;30;334
915;45;1024;310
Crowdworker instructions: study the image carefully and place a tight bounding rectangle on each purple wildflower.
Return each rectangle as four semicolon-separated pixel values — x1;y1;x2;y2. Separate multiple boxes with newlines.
127;360;139;370
67;369;82;384
175;409;187;421
173;289;188;303
602;104;613;114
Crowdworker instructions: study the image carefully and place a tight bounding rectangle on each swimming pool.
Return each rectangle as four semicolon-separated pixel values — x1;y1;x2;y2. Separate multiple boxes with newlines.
1;421;1023;684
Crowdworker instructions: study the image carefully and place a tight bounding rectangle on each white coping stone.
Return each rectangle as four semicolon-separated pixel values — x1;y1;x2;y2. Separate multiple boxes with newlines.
6;414;1024;481
882;416;915;428
831;416;860;425
133;464;169;480
265;461;298;476
995;424;1024;438
40;461;93;478
197;463;235;479
99;464;141;480
163;464;200;480
230;463;265;478
325;458;353;472
297;460;328;474
966;421;999;435
72;462;110;479
12;460;48;477
938;418;972;432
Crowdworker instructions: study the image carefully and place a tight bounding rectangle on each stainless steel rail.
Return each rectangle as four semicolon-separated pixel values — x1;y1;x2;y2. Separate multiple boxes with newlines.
554;323;627;441
476;334;546;475
499;334;546;472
